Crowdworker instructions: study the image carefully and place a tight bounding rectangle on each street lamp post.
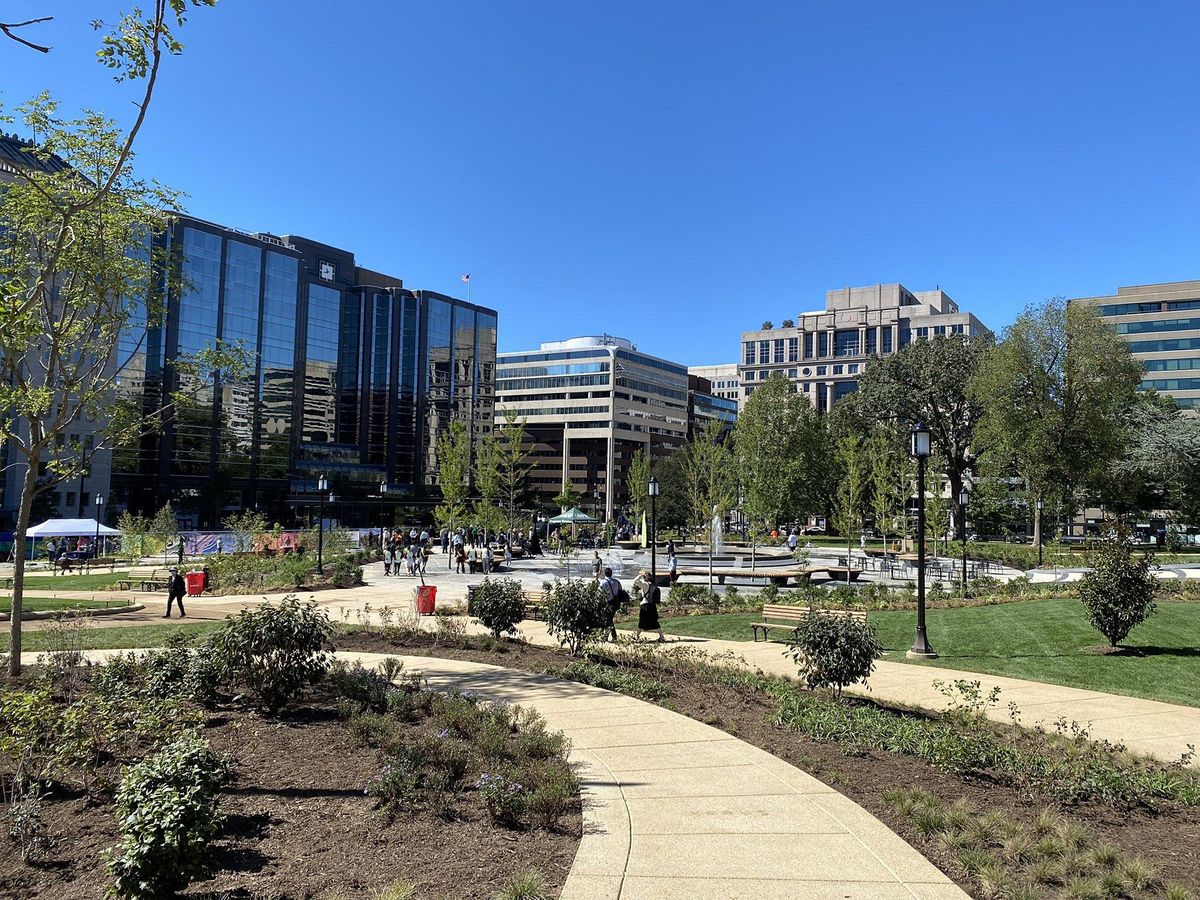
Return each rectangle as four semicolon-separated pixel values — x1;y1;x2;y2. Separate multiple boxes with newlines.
317;475;329;576
958;486;969;598
648;475;660;591
1036;498;1044;567
95;494;104;559
908;422;937;659
378;480;388;558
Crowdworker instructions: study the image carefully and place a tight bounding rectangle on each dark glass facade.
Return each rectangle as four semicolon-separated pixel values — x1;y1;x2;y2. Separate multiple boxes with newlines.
110;216;497;528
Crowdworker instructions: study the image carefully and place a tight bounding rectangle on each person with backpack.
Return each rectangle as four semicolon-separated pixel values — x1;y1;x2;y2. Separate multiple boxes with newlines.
600;567;625;642
634;570;665;643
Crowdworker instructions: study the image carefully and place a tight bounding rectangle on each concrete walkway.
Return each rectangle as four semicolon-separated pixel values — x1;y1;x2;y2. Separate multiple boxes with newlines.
11;556;1199;763
71;647;964;900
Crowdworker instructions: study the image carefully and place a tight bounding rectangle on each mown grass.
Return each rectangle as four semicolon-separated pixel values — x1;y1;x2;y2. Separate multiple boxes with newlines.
635;598;1200;707
0;596;127;614
1;621;221;654
15;572;130;591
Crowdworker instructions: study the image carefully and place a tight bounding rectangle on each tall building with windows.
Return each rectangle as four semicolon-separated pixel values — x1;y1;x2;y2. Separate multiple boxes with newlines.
739;283;990;411
1074;280;1200;411
688;363;740;405
494;336;688;520
105;215;497;529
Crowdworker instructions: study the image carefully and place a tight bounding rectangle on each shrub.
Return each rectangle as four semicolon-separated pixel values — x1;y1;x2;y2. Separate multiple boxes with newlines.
495;870;550;900
4;784;54;863
1079;526;1158;648
367;756;422;814
786;612;883;698
327;556;363;587
330;661;392;713
522;760;579;829
478;771;527;825
544;579;609;655
554;659;669;700
211;596;333;713
664;582;718;608
471;578;527;638
106;737;228;900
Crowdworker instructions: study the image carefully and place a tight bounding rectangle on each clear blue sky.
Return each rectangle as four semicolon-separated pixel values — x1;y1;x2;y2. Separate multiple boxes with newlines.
4;2;1198;363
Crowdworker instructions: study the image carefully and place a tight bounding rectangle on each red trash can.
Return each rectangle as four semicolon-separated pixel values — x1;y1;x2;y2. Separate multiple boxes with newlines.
185;571;206;596
416;585;437;615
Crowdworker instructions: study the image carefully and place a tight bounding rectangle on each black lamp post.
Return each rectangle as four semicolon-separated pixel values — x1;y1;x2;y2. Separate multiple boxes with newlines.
958;486;969;598
317;475;329;576
378;479;388;557
1036;497;1044;567
648;475;660;589
908;422;937;659
95;494;104;559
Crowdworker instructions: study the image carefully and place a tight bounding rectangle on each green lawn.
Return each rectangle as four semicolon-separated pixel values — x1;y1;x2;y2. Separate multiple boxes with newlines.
0;596;127;614
1;620;221;654
15;572;130;591
635;599;1200;708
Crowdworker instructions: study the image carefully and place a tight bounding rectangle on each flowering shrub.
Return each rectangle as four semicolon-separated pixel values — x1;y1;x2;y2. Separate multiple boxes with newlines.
478;772;527;825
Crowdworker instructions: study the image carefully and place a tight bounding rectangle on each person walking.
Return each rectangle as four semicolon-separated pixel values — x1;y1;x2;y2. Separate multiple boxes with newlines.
503;542;512;570
599;567;623;642
455;541;467;574
787;529;799;553
164;567;187;618
667;547;679;585
591;550;602;579
635;571;665;643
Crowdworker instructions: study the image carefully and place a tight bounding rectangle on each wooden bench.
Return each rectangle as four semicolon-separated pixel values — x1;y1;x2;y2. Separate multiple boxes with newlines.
750;604;868;642
676;567;808;587
117;566;169;592
466;585;547;621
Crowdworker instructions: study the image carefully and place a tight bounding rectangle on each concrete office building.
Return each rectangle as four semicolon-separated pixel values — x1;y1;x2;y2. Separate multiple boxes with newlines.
1074;280;1200;411
688;363;740;405
739;283;990;410
495;336;688;520
687;375;738;440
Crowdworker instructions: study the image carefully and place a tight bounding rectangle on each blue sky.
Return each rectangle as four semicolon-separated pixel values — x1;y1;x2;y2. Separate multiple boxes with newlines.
4;2;1198;363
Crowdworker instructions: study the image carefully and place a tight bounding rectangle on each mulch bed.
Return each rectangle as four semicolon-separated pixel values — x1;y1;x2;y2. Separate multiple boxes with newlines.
1;686;581;900
336;629;1200;896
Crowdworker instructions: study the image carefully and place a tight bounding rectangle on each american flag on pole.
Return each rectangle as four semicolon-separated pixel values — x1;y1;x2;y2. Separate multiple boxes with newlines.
460;273;471;283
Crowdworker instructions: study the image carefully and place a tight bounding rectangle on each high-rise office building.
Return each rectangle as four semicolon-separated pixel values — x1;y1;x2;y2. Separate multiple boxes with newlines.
687;375;738;440
739;284;990;411
494;335;688;520
1073;280;1200;411
102;215;496;528
688;364;740;405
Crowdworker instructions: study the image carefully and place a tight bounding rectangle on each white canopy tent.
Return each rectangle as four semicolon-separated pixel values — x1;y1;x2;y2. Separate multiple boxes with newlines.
27;518;122;538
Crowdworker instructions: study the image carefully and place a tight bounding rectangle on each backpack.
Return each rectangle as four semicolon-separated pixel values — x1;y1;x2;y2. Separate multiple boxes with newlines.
615;587;630;608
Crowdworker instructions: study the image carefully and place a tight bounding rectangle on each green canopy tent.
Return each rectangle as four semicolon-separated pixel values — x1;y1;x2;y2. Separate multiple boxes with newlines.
548;507;598;525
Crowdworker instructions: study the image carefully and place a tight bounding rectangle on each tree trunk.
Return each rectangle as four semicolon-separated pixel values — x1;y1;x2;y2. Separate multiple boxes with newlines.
8;462;40;676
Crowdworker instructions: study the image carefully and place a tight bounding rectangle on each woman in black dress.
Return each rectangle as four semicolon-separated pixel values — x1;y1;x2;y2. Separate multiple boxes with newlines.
636;571;665;643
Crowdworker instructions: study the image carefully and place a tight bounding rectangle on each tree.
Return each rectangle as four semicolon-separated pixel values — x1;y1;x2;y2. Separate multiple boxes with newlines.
1;1;220;676
856;335;991;534
781;319;794;329
471;426;507;538
972;299;1142;546
150;502;179;565
492;410;534;537
924;452;950;557
627;446;650;522
434;420;471;564
223;509;267;554
734;373;828;566
761;321;773;330
867;426;907;554
652;450;691;533
552;479;582;512
682;417;736;539
830;432;866;563
1100;392;1200;522
1078;523;1158;649
116;510;152;563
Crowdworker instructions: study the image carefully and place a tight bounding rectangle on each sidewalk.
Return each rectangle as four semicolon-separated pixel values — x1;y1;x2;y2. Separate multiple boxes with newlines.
72;647;965;900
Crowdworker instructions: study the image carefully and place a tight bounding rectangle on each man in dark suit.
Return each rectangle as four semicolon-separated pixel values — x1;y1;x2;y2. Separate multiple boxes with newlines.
164;567;187;618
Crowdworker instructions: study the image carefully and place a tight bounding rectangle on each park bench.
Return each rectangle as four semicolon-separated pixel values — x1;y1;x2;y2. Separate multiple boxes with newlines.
466;584;547;621
117;566;170;592
85;556;119;574
676;567;808;587
750;603;868;642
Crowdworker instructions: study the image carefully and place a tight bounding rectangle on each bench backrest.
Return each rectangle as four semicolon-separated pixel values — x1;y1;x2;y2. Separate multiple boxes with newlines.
762;604;867;624
129;566;163;578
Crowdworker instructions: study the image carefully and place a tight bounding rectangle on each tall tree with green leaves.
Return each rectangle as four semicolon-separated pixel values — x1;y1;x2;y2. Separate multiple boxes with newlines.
470;426;506;538
971;299;1142;545
627;446;651;522
867;426;907;554
435;420;471;564
734;373;828;567
490;410;535;537
682;417;736;542
553;479;582;512
830;433;867;564
1;1;221;676
856;335;991;534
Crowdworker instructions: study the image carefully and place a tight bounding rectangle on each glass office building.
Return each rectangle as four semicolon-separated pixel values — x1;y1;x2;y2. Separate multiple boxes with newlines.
109;216;497;528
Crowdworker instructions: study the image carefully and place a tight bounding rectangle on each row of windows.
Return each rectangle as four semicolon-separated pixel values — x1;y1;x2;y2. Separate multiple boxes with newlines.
496;361;608;379
500;405;610;417
1140;377;1200;392
1099;298;1200;317
1114;316;1200;335
1126;337;1200;353
1142;356;1200;373
614;349;687;377
497;374;611;391
742;361;862;382
499;349;609;365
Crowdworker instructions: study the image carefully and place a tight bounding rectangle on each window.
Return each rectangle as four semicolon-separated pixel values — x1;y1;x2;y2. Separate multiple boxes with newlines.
787;368;798;378
849;363;860;374
787;337;799;362
802;383;810;391
1099;298;1200;316
833;365;844;375
773;339;785;363
758;341;770;364
834;330;859;356
1144;357;1200;372
1115;317;1200;335
744;342;755;365
951;324;964;335
882;328;894;353
80;491;90;509
804;333;814;359
934;325;946;336
744;371;754;381
816;366;827;376
898;326;911;349
866;329;877;354
916;326;929;339
66;491;76;508
759;370;770;381
818;332;829;357
802;367;811;377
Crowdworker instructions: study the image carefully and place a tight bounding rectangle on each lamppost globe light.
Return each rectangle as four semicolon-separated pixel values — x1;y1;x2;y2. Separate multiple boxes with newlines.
647;475;660;497
1036;498;1044;511
909;421;931;459
958;488;969;507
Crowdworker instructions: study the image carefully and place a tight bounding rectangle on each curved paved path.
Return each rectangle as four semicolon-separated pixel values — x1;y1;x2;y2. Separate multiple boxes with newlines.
72;648;964;900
